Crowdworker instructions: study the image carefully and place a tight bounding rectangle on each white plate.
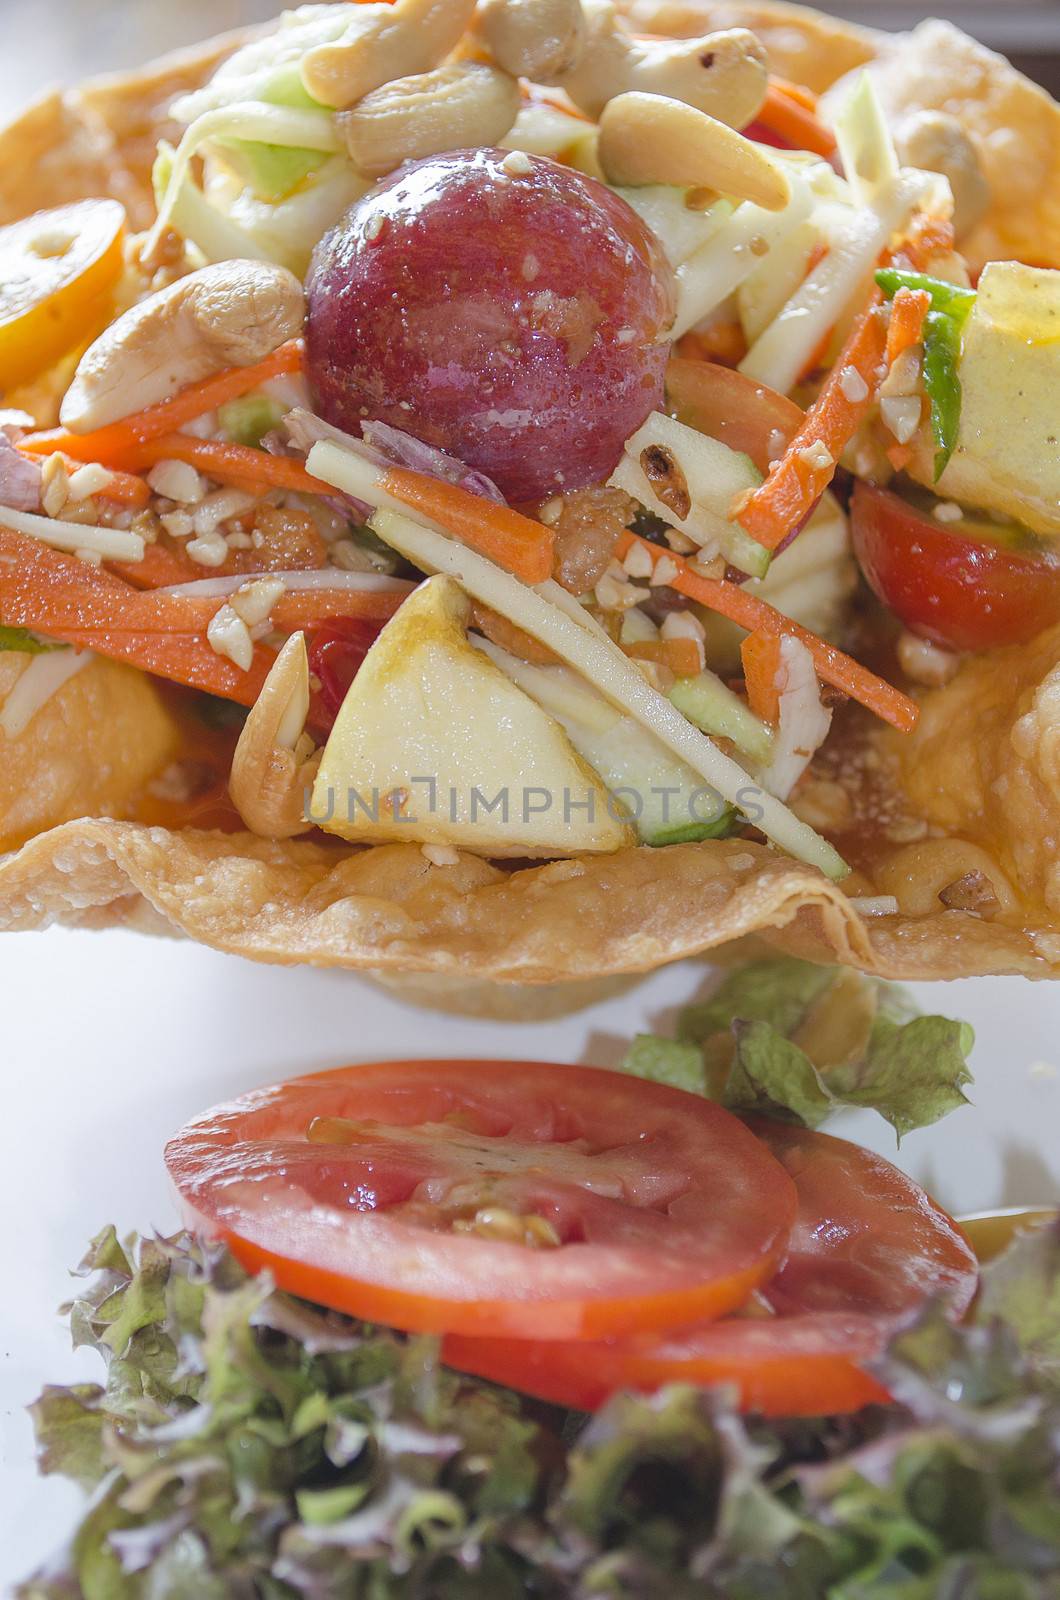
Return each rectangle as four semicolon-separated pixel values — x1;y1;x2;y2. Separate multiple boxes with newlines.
2;924;1059;1590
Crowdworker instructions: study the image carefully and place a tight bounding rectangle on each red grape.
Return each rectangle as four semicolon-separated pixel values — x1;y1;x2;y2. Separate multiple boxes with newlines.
305;149;676;504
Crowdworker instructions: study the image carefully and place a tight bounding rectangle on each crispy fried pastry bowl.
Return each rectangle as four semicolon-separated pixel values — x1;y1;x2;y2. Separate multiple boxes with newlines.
0;0;1059;997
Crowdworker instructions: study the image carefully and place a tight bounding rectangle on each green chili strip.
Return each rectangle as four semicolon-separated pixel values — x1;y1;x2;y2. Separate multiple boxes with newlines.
875;268;977;326
876;270;976;480
921;310;964;482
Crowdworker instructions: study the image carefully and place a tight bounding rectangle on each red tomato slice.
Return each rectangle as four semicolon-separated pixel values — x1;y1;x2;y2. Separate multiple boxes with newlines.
166;1060;798;1340
851;481;1060;652
665;357;823;556
443;1121;977;1416
750;1121;977;1321
306;617;381;720
666;357;805;475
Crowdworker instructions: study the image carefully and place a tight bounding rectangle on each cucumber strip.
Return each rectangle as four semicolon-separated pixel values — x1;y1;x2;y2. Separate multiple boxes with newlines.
669;672;774;765
478;641;735;846
610;412;770;580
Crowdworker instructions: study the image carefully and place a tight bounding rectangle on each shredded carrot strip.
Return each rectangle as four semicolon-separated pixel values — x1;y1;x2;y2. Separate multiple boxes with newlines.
740;629;783;724
0;531;275;703
134;435;332;496
899;214;956;269
776;78;819;113
735;291;888;551
624;637;702;678
15;446;152;507
757;80;837;160
379;466;555;585
735;211;960;555
109;541;203;589
19;341;304;466
95;469;152;509
614;529;918;733
885;287;931;366
886;442;914;472
0;527;408;701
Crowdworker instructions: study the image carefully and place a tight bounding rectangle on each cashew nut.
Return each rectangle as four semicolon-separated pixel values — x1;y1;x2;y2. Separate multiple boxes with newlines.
895;111;990;241
599;92;790;209
301;0;477;111
480;0;768;125
479;0;585;83
229;632;321;839
61;261;305;435
341;62;520;179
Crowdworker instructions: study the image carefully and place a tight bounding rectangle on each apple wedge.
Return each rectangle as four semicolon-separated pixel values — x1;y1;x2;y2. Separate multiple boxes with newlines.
477;640;738;846
310;576;634;857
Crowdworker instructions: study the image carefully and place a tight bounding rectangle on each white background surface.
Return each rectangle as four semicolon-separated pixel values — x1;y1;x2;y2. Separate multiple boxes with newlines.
2;927;1059;1592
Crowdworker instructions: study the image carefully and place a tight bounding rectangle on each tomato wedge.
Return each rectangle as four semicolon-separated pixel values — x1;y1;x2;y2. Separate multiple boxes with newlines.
0;200;126;389
851;481;1060;652
307;617;385;720
752;1121;977;1321
443;1122;977;1416
444;1310;892;1416
165;1060;798;1340
665;357;805;475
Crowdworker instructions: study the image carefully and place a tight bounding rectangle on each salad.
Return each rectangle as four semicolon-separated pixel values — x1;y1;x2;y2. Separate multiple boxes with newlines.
0;0;1057;992
16;957;1060;1597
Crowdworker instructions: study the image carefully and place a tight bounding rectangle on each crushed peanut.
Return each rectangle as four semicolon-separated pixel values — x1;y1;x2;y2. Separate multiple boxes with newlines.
40;454;69;518
622;540;655;580
595;562;649;609
797;440;834;473
650;553;680;587
147;458;206;505
230;576;286;629
661;609;705;671
839;365;869;404
160;509;194;540
880;347;921;399
186;531;229;568
687;552;727;579
880;395;922;445
664;525;698;554
332;539;382;572
193;487;256;538
897;629;960;687
661;609;705;643
206;604;255;671
66;463;114;502
500;148;533;177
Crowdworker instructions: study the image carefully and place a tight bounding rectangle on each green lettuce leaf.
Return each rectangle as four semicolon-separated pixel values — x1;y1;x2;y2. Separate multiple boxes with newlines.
621;1034;703;1094
621;957;974;1139
977;1216;1060;1389
18;1222;1060;1598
